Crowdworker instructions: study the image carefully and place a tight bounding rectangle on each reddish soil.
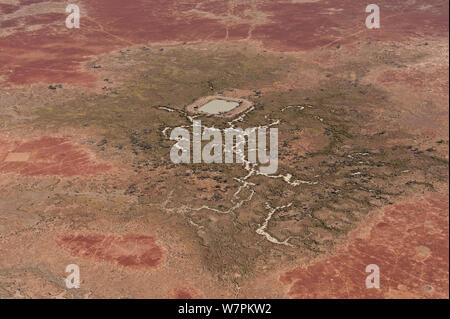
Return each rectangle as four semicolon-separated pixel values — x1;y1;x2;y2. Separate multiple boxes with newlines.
280;193;449;298
0;136;111;177
0;0;447;87
57;233;164;268
172;287;197;299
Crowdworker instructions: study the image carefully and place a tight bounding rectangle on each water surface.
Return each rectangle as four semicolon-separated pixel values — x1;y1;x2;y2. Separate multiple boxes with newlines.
199;99;240;114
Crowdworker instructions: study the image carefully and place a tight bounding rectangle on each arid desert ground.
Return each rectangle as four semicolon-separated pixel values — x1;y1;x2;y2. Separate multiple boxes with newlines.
0;0;448;298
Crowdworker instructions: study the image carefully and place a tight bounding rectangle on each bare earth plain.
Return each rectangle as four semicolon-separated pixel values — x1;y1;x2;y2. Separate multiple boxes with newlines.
0;0;448;299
